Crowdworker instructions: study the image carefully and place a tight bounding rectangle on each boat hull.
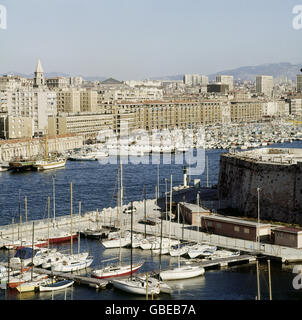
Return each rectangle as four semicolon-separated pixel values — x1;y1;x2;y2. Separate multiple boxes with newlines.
39;280;74;292
92;263;142;279
160;266;205;281
112;278;160;296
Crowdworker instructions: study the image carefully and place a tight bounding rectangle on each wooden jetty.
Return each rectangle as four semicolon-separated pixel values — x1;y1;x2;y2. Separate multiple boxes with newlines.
33;268;108;290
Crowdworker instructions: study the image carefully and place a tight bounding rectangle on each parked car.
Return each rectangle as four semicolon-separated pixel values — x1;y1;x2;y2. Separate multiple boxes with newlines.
123;206;137;214
138;218;157;226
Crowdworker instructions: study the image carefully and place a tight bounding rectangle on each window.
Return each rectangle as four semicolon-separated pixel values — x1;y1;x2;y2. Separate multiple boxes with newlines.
207;221;212;227
234;226;240;232
244;228;250;234
216;223;222;229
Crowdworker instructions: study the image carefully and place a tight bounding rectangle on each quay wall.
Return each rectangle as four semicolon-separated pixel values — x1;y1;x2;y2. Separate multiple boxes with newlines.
0;134;84;162
218;153;302;224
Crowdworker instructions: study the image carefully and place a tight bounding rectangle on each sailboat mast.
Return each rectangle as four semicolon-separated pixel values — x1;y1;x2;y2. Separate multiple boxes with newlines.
53;175;56;222
31;222;34;281
177;203;180;268
47;196;50;250
130;201;133;280
70;182;73;255
144;185;146;239
159;208;163;280
197;192;200;244
169;175;172;246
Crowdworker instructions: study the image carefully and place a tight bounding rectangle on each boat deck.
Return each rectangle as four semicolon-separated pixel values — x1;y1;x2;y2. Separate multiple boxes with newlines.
33;268;108;289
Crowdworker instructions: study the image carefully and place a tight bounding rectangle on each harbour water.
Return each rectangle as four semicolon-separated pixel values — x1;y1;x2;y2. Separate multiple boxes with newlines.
1;141;302;300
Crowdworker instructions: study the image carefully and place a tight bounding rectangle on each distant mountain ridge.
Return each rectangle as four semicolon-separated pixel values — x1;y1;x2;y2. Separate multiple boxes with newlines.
2;62;302;82
150;62;302;81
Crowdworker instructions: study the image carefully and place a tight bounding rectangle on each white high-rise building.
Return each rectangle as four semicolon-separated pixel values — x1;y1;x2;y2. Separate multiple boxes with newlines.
297;74;302;92
216;75;234;91
184;74;208;86
256;75;273;97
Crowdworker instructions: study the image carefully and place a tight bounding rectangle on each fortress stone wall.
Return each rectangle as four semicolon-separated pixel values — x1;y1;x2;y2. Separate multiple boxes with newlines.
218;148;302;225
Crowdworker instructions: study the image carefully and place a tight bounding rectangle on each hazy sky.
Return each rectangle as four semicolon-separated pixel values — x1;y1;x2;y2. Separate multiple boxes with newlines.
0;0;301;80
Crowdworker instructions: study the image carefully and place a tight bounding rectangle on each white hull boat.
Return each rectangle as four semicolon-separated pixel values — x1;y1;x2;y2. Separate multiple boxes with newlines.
33;159;66;171
39;279;74;292
51;257;93;272
102;238;131;249
160;265;205;281
187;244;217;259
111;276;160;296
91;262;143;279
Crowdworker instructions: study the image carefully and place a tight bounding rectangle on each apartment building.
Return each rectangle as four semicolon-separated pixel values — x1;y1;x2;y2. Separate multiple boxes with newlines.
48;112;114;138
5;89;57;135
216;75;234;91
256;75;273;97
184;74;208;86
0;115;33;139
297;74;302;92
46;77;69;89
230;100;264;122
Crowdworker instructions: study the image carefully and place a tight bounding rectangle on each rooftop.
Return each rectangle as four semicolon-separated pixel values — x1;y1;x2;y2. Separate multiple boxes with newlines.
203;214;271;228
180;202;210;213
224;148;302;165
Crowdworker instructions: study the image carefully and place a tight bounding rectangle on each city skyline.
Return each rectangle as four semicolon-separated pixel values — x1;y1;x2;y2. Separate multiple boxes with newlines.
0;0;302;80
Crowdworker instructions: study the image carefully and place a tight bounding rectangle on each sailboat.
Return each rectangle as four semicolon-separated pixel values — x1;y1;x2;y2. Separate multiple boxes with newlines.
186;193;217;259
50;182;93;272
92;162;143;279
9;136;37;172
160;203;205;281
102;161;131;249
33;133;66;171
111;202;160;296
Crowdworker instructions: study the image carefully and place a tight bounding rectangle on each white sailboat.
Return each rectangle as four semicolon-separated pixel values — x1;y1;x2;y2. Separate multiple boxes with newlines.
33;134;66;171
92;163;144;279
160;203;205;281
112;202;161;296
102;161;131;249
50;182;92;272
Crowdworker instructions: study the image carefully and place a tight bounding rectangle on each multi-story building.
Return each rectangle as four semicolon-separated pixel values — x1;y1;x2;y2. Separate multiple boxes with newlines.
230;100;264;123
297;74;302;92
207;84;229;94
216;75;234;91
69;76;83;87
184;74;208;86
0;116;33;139
46;77;69;89
256;75;273;97
56;89;81;113
57;88;98;113
98;87;163;103
80;90;98;112
48;112;114;138
5;89;57;136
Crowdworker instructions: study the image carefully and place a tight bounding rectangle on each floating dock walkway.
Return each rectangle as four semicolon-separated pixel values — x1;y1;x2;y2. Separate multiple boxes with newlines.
33;268;108;290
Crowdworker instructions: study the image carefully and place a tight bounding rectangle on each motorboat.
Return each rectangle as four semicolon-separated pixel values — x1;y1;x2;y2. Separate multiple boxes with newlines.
39;279;74;292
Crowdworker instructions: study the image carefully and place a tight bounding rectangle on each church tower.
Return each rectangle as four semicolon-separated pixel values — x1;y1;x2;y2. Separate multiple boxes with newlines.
34;59;45;87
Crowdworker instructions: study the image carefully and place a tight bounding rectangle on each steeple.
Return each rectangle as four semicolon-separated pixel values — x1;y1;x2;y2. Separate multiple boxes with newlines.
35;59;44;73
34;58;45;87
